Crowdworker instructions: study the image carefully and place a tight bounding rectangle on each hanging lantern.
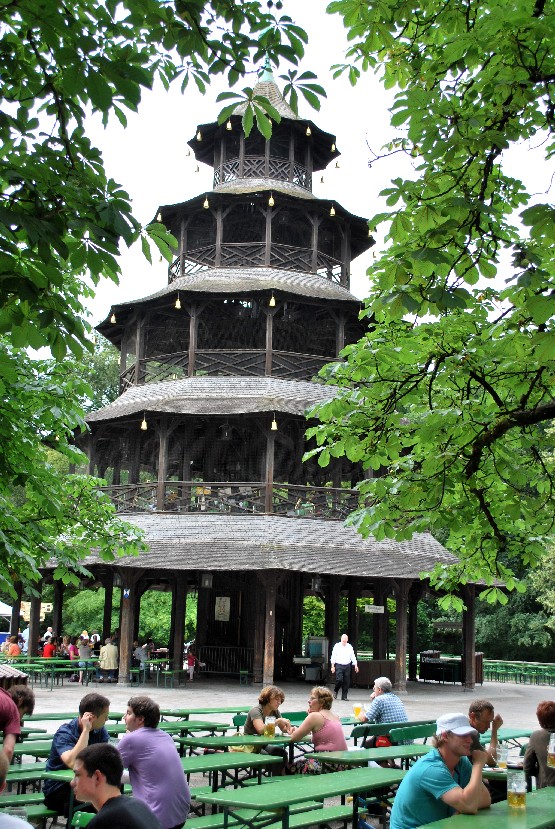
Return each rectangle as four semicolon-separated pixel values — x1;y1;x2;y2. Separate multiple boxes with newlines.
203;196;209;209
226;120;232;131
110;313;116;324
196;130;202;141
269;293;276;307
335;161;340;168
320;176;324;184
331;143;336;152
156;212;162;222
195;165;200;173
187;149;191;157
268;193;274;207
271;413;278;431
175;294;181;310
305;125;311;136
329;205;336;217
140;414;148;431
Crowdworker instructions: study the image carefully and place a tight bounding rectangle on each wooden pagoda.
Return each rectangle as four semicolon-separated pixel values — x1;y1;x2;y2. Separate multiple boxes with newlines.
31;67;479;689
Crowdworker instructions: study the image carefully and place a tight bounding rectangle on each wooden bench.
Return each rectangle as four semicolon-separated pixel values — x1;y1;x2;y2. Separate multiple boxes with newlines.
187;803;353;829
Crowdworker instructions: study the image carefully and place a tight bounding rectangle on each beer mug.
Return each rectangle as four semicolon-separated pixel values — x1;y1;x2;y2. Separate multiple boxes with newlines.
547;733;555;768
497;746;508;769
263;716;276;738
507;770;526;809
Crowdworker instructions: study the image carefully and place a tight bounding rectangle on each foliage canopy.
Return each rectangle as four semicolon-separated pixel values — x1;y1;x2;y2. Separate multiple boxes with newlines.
307;0;555;603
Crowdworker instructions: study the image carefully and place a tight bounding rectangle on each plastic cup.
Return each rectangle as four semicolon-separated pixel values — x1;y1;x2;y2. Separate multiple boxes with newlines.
497;746;509;769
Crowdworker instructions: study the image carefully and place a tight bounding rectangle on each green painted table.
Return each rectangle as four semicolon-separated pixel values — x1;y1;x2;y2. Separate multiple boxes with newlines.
106;720;231;737
483;728;532;747
312;743;432;769
196;765;405;829
12;740;53;761
160;706;250;720
26;711;123;722
175;733;296;761
424;785;555;827
182;752;282;790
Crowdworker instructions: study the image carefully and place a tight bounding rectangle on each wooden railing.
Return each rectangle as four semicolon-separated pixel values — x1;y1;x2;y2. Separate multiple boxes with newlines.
213;155;311;191
119;350;334;391
98;481;360;520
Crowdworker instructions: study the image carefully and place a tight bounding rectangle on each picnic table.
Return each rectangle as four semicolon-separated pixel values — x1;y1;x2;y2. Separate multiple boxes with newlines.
482;728;532;748
182;752;282;790
12;740;53;761
312;744;432;770
175;733;303;763
195;765;405;829
160;706;250;720
26;711;123;722
105;720;231;738
424;785;555;827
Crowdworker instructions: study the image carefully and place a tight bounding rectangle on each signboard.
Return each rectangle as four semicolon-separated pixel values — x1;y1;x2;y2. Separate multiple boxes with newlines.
364;605;385;614
19;602;53;622
215;596;230;622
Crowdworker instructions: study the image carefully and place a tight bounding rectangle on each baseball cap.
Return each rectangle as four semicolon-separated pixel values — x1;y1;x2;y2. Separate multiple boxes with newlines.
436;713;478;736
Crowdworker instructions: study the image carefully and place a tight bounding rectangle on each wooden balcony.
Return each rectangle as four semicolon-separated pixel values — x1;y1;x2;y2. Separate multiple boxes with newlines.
98;481;360;520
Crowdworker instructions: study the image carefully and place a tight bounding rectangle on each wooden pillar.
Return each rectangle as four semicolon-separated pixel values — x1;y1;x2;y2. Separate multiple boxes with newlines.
462;584;476;690
102;573;114;642
52;580;64;638
347;579;359;650
336;311;346;357
195;579;210;649
258;571;282;685
264;309;274;376
188;305;197;377
264;428;275;514
28;589;42;657
408;583;424;682
171;573;187;672
134;318;145;385
156;419;168;510
372;580;388;660
393;579;411;692
10;583;22;638
252;577;265;684
117;571;142;684
324;579;343;651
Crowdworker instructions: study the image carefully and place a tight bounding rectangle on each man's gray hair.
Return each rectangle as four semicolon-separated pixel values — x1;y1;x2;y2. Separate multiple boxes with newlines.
374;676;392;692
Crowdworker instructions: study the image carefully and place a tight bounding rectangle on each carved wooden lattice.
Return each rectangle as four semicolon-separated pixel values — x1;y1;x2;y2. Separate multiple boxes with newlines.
194;350;265;376
219;243;266;267
270;243;312;271
270;352;330;380
120;365;136;392
242;156;267;177
168;246;344;279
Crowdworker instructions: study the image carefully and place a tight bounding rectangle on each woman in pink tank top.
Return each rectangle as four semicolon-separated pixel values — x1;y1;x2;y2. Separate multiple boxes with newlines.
286;686;347;773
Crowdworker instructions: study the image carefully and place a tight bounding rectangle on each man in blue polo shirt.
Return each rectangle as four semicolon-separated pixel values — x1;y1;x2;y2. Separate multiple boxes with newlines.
43;692;110;817
390;713;491;829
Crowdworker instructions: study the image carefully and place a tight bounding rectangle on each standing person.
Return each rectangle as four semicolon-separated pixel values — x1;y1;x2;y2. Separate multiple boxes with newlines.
43;692;110;817
0;684;35;762
97;637;119;683
186;647;199;682
71;743;161;829
118;696;190;829
330;634;359;701
358;676;408;724
287;686;347;774
524;700;555;789
390;713;491;829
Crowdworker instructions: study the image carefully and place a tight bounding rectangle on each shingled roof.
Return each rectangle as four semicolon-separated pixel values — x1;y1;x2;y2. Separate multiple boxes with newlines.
80;514;457;578
86;377;338;423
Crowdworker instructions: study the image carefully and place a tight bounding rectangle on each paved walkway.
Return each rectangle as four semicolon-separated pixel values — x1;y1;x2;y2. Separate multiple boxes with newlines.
27;677;551;730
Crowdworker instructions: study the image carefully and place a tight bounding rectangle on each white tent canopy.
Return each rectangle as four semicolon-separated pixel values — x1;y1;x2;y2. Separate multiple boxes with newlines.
0;601;12;620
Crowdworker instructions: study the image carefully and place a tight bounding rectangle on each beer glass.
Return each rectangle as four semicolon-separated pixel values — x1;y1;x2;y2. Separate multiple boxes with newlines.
353;704;362;718
497;746;509;769
547;733;555;768
263;716;276;738
507;770;526;809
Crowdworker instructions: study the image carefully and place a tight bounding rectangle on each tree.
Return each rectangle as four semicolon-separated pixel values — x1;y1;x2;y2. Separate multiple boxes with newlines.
306;0;555;604
0;0;314;587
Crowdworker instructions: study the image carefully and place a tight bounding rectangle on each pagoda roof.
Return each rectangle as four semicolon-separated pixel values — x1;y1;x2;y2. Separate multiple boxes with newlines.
76;513;458;579
85;376;339;423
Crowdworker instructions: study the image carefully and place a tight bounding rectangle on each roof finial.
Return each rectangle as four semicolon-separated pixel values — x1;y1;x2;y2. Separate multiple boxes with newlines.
258;55;275;83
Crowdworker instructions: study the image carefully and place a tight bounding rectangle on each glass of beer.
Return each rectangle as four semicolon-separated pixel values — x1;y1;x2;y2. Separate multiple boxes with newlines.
353;704;362;718
263;716;276;738
497;746;509;769
547;733;555;768
507;771;526;809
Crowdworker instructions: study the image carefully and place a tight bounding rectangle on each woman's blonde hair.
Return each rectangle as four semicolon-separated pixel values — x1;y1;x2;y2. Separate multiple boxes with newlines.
311;686;333;710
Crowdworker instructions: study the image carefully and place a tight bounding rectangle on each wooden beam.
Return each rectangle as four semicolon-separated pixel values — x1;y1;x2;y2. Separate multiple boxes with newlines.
28;589;42;657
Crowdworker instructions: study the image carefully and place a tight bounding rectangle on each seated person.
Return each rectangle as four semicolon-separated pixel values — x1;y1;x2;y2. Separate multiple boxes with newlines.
286;686;347;774
243;685;291;774
72;743;161;828
43;692;110;816
359;676;408;724
390;713;491;829
0;751;34;827
0;684;35;762
524;700;555;789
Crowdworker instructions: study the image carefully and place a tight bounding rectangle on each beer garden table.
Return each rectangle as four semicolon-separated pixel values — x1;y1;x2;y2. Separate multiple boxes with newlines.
195;766;405;829
12;740;53;761
160;706;250;720
424;785;555;828
483;728;533;748
312;744;432;770
105;720;232;738
182;752;282;790
175;734;301;762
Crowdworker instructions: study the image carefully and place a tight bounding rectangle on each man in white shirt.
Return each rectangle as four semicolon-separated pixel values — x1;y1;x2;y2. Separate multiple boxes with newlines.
330;634;359;701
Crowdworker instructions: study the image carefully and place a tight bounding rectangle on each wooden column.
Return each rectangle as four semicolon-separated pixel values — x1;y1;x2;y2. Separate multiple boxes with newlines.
324;579;343;651
195;579;210;649
336;311;346;357
171;573;187;672
347;579;359;650
408;583;424;682
28;589;42;657
134;318;145;385
101;572;114;641
372;580;389;660
264;428;275;514
258;571;283;685
117;570;143;684
264;202;272;266
264;309;274;376
188;305;197;377
252;582;265;684
52;580;64;638
461;584;476;690
10;583;22;638
156;419;168;510
393;579;411;692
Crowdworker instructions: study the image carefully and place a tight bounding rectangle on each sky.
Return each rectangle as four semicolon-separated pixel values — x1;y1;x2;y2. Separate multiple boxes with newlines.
84;1;406;327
